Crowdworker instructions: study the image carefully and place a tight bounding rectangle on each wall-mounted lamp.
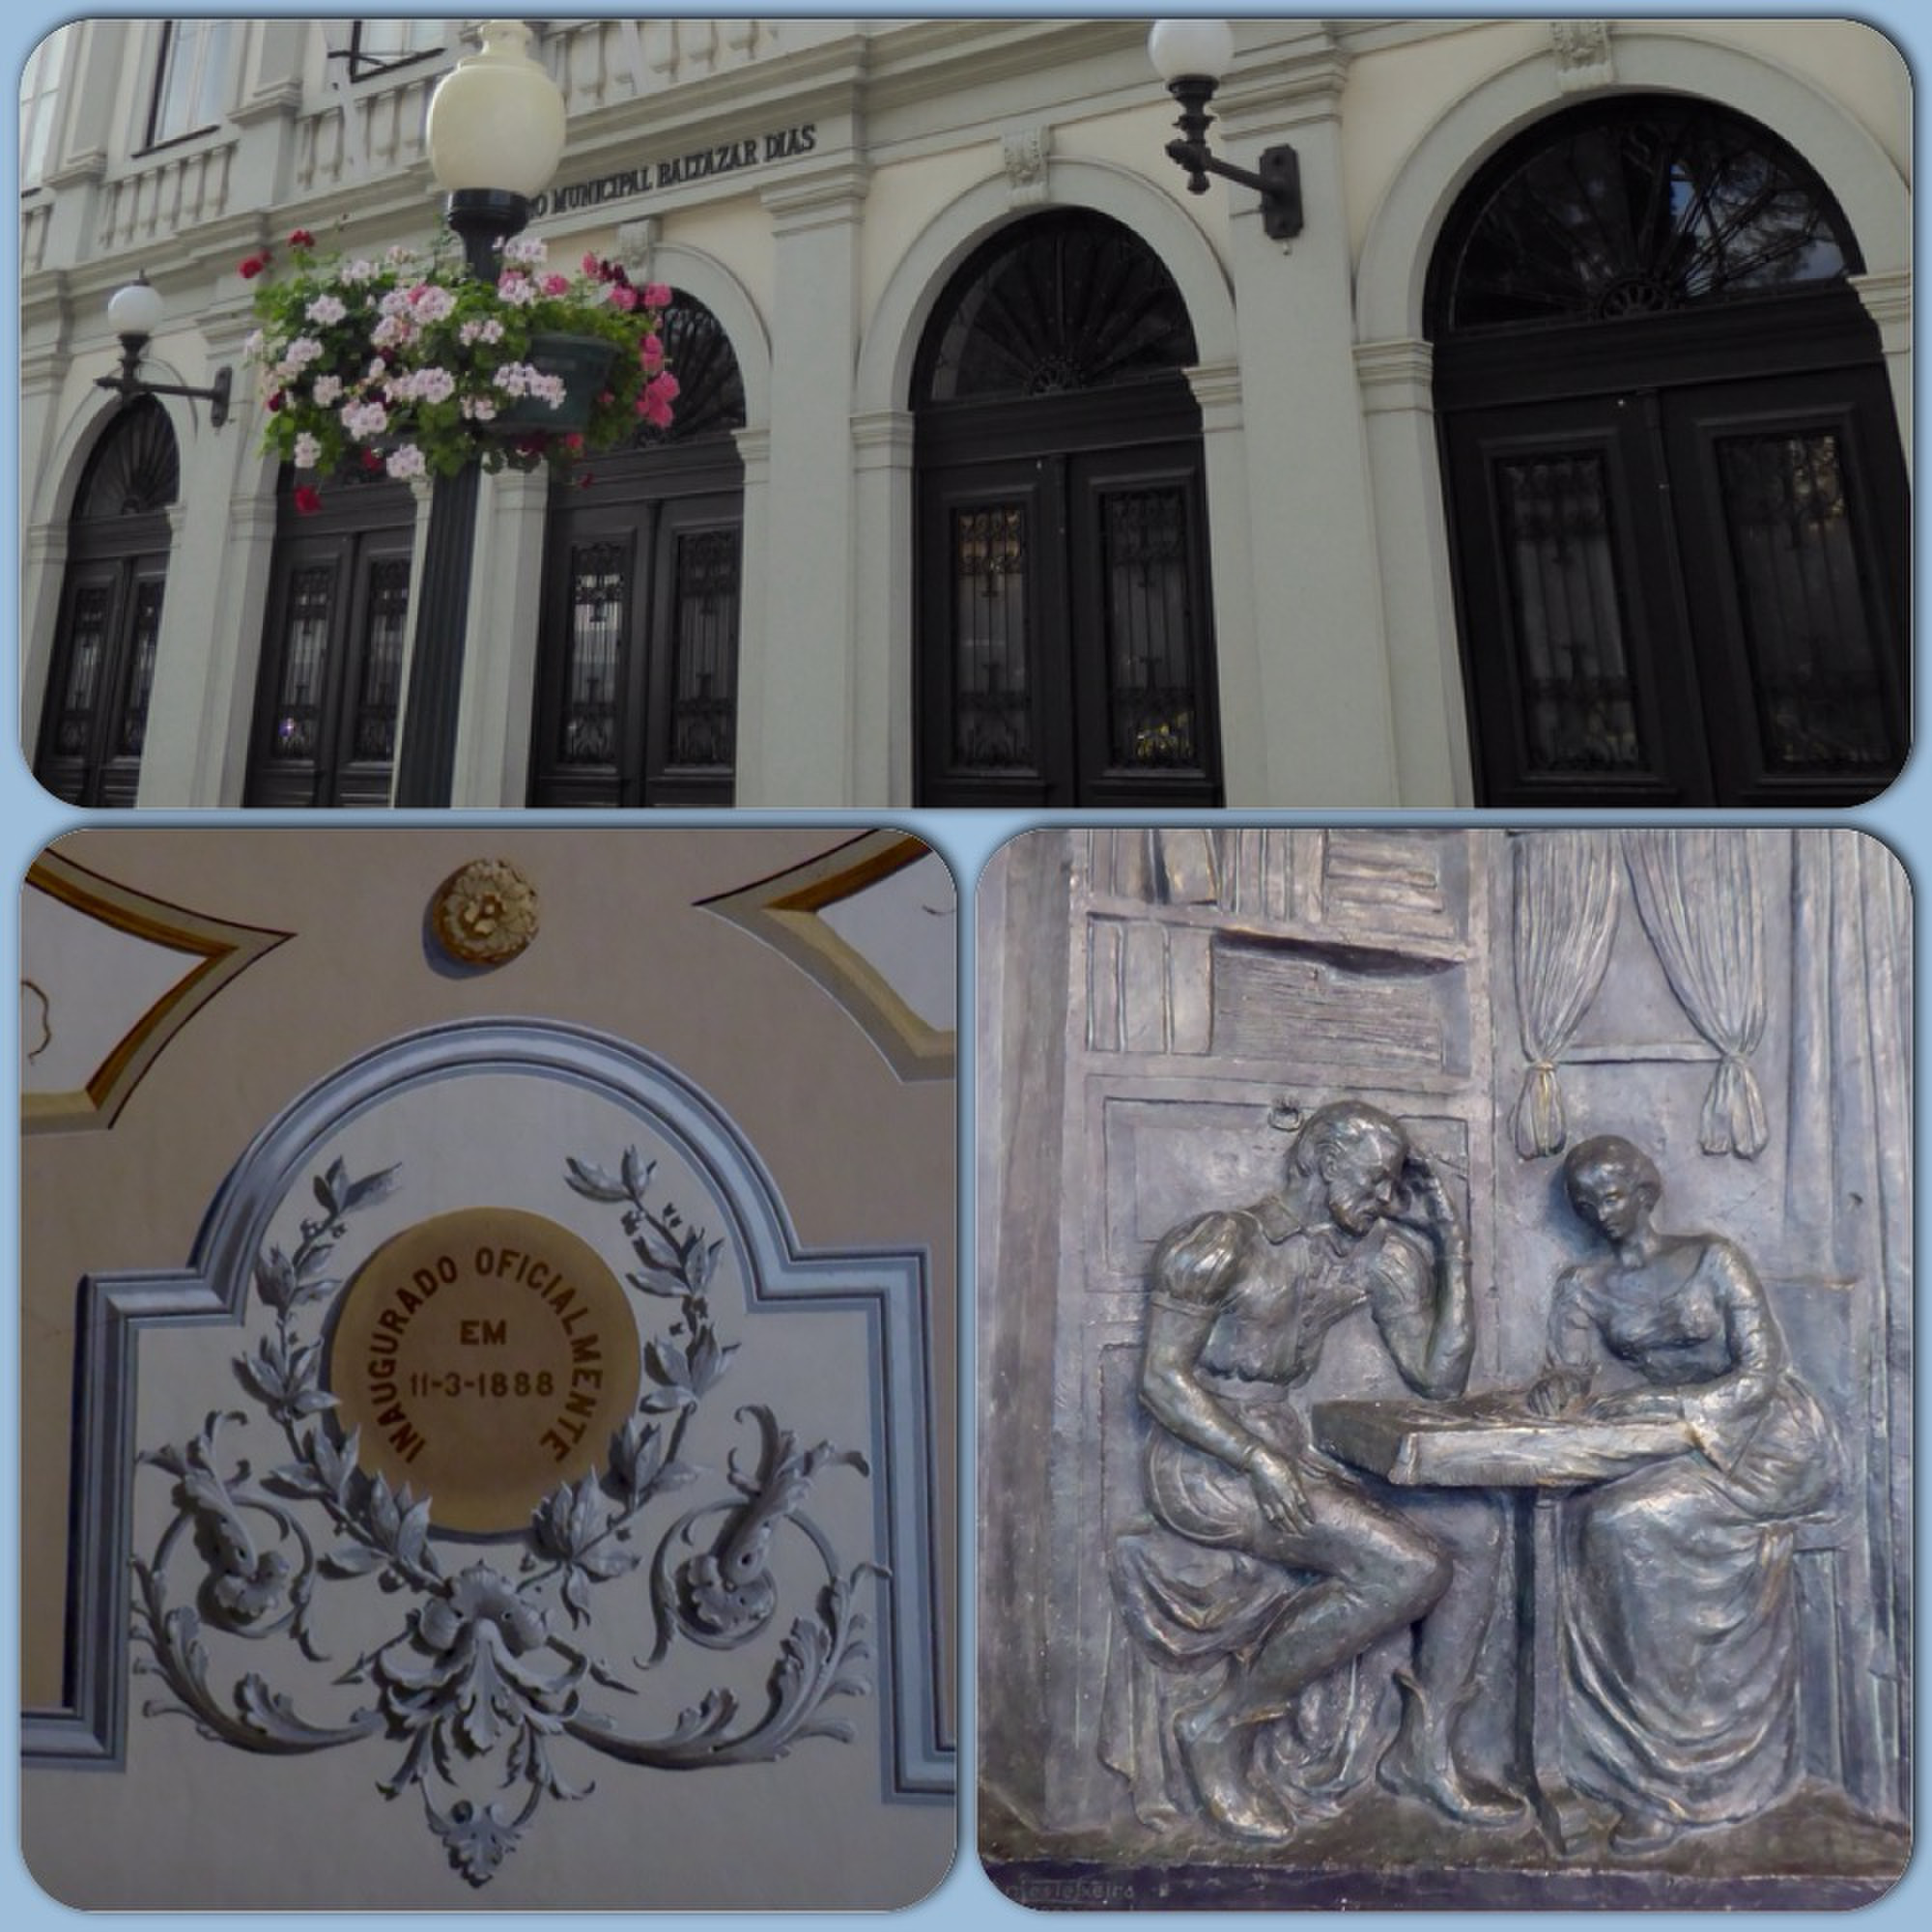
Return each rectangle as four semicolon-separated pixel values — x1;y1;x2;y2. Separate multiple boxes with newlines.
96;274;233;427
1149;19;1303;242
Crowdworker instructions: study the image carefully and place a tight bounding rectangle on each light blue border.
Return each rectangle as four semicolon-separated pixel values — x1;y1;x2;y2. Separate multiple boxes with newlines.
8;7;1923;1925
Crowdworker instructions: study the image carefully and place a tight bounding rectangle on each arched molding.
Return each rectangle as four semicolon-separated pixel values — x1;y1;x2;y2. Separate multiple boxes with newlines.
855;157;1236;418
1351;29;1909;810
21;392;191;778
1357;29;1911;349
853;158;1242;806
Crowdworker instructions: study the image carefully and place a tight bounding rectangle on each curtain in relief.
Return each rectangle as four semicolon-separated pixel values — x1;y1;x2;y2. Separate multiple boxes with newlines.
1623;829;1769;1156
1510;831;1622;1157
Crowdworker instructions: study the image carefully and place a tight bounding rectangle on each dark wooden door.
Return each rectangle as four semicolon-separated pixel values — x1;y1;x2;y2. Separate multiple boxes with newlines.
527;453;743;810
246;483;414;808
917;398;1220;809
1432;97;1910;807
35;554;167;808
34;398;178;807
1442;347;1908;806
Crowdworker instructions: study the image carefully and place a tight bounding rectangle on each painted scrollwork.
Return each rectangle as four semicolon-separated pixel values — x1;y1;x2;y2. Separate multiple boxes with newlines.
133;1150;882;1887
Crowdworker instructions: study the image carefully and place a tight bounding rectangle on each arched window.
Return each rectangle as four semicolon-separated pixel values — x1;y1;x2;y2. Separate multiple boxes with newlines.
1430;97;1908;806
35;401;178;807
914;211;1221;809
529;294;747;808
245;468;417;807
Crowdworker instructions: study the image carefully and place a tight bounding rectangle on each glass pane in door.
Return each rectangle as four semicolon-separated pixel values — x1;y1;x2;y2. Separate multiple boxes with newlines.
269;564;335;761
1712;428;1892;775
668;527;740;768
950;504;1031;771
116;581;166;756
348;557;410;764
54;584;111;756
1099;485;1199;769
559;541;627;767
1495;452;1647;777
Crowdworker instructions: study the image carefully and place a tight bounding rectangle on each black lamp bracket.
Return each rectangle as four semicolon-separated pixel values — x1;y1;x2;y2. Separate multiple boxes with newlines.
96;337;233;429
1164;76;1303;242
445;185;535;280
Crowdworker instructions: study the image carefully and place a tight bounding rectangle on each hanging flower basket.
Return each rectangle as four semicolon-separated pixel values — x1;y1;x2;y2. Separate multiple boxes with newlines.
241;227;680;510
491;331;618;434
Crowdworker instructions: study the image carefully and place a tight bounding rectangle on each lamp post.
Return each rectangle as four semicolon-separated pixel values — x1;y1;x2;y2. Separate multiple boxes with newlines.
1149;19;1302;242
96;273;233;425
393;19;568;808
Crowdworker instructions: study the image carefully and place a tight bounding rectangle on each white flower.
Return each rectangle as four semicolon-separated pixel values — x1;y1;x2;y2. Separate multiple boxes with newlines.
305;294;348;326
502;235;548;267
340;398;389;439
312;374;343;407
497;271;539;308
409;284;457;324
281;336;324;371
384;443;427;480
341;258;379;285
293;432;322;469
462;396;498;422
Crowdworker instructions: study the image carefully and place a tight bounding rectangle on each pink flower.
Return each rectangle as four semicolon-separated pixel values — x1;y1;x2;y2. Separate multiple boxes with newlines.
610;284;639;312
639;333;664;374
542;273;569;297
641;283;672;310
581;252;602;277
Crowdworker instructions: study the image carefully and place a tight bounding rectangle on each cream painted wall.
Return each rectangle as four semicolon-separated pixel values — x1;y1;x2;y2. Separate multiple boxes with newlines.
20;827;956;1908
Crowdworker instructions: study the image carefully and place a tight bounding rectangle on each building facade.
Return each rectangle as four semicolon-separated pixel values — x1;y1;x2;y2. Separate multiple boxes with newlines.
18;17;1914;809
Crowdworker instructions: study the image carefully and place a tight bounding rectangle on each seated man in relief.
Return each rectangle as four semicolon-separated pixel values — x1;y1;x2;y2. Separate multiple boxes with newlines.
1109;1100;1513;1843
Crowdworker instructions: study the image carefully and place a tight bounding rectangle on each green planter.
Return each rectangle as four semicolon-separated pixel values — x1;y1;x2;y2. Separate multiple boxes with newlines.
493;331;616;434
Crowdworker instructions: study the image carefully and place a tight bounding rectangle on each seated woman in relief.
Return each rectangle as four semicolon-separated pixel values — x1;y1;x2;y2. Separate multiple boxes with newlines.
1526;1135;1839;1855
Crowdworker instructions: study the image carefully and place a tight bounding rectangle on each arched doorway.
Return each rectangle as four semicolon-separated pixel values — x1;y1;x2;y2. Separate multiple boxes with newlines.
34;401;178;807
913;211;1222;809
245;469;417;807
528;295;747;808
1431;97;1909;807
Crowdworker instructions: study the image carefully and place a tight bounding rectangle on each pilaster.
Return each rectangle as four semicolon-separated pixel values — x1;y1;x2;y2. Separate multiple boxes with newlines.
850;408;915;805
1214;45;1402;806
1851;269;1911;482
742;163;872;806
1354;337;1473;807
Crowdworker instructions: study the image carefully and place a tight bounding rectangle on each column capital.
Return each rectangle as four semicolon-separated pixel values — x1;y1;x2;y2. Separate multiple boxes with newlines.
851;409;914;467
762;162;873;234
1353;337;1435;413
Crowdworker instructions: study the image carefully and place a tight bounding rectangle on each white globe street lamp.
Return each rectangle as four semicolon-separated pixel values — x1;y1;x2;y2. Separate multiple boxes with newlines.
1147;19;1302;241
96;271;233;426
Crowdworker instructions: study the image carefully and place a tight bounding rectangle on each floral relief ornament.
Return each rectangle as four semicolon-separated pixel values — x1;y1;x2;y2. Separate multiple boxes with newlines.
241;225;680;513
431;858;540;966
131;1153;883;1887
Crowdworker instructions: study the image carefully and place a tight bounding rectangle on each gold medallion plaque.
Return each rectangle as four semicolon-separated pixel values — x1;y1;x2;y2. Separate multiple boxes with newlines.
327;1208;642;1534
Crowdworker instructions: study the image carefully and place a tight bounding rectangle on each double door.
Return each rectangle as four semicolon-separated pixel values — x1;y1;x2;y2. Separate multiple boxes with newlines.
1441;314;1909;806
247;484;415;808
528;476;743;810
36;549;167;808
917;407;1222;809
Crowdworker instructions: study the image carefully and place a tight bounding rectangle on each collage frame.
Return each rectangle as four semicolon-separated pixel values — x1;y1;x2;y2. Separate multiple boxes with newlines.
7;6;1921;1925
